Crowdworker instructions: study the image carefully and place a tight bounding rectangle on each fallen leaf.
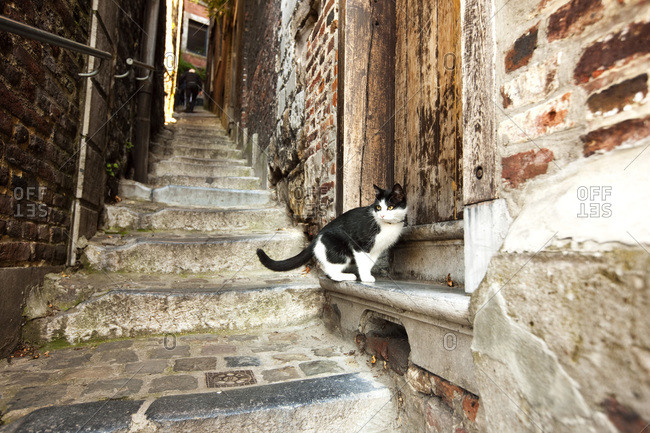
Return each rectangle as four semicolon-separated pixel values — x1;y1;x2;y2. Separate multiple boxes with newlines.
371;355;376;364
446;273;453;287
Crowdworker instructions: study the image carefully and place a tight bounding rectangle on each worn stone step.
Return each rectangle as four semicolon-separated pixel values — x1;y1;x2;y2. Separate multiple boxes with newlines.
4;373;394;433
150;157;254;178
148;174;260;189
151;142;242;159
30;281;322;343
146;373;394;432
157;135;233;148
103;202;289;232
83;230;305;274
119;180;271;207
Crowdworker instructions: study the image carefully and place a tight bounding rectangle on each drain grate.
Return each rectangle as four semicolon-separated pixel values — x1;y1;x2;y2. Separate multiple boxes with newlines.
205;370;257;388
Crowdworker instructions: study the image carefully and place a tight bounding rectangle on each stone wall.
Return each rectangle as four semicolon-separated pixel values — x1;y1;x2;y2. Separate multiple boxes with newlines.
265;0;339;236
471;0;650;430
0;0;167;358
239;0;281;150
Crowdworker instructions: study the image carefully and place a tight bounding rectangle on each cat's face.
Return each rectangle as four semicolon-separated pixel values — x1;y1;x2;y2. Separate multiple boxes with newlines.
372;183;407;224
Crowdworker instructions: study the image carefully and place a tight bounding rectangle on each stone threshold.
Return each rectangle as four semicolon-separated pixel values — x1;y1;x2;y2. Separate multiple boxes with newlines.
319;278;471;328
321;277;477;394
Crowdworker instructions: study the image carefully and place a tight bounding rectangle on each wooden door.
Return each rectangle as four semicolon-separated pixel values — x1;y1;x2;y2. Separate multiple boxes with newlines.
394;0;463;225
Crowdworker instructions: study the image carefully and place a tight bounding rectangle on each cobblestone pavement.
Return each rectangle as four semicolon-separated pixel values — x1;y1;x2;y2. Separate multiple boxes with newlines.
0;323;385;425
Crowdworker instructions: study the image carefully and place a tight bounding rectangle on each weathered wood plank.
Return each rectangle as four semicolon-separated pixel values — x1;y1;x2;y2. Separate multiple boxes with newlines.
403;0;424;225
437;0;463;220
462;0;497;205
341;0;372;211
394;0;408;193
361;0;395;205
341;0;395;210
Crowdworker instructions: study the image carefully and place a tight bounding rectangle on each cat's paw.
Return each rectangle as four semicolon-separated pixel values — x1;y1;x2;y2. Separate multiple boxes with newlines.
329;273;357;282
360;275;376;283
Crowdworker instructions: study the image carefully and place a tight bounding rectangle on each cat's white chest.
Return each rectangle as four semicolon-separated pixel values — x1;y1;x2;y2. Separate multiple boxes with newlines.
370;222;403;259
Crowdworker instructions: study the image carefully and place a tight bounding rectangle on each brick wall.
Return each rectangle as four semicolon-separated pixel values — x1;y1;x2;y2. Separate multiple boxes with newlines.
0;0;167;358
497;0;650;197
261;0;339;237
240;0;280;150
0;1;89;268
300;0;338;235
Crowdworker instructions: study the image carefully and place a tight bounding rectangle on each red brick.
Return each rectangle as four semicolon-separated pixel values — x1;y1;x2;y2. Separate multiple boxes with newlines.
462;394;479;422
0;242;31;262
547;0;603;42
582;115;650;156
602;397;648;433
432;375;463;406
505;25;538;72
502;148;554;187
575;21;650;83
0;110;13;138
587;73;647;114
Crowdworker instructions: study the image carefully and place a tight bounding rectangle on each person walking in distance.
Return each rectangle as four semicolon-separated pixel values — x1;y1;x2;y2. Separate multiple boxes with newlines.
180;68;202;113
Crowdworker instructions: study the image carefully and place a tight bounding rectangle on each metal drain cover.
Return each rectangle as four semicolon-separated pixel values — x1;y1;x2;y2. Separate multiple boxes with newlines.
205;370;257;388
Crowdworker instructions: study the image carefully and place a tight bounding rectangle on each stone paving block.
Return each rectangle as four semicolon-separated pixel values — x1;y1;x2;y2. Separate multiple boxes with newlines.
148;345;190;359
312;347;341;357
224;356;262;367
179;334;222;343
227;334;259;342
7;384;68;411
97;349;139;364
262;366;301;383
125;359;169;375
44;353;92;370
60;366;119;381
299;360;344;376
0;372;52;387
251;344;288;353
94;340;134;351
173;357;217;372
268;332;300;343
272;353;310;362
82;378;143;398
5;399;143;433
200;344;237;356
149;375;198;393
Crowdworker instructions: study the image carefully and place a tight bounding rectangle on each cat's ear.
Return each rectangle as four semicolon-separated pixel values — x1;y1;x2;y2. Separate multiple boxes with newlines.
391;183;405;202
373;184;383;196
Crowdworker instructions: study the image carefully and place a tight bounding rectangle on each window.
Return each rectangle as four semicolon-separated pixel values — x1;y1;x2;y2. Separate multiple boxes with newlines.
187;19;207;56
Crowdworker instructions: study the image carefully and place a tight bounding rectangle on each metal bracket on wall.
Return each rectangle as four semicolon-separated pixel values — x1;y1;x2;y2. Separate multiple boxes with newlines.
0;15;156;79
78;58;104;77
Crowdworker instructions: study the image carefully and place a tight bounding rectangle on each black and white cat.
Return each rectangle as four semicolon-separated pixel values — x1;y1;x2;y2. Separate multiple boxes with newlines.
257;184;406;283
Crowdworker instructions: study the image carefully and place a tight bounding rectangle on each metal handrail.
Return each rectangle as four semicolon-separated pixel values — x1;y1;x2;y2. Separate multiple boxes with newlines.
0;15;112;60
0;15;156;77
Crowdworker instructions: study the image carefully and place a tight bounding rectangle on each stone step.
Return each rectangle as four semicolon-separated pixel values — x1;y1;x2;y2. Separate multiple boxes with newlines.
158;134;234;147
119;180;271;207
103;202;289;232
151;142;242;160
83;230;306;274
150;157;254;178
145;373;394;432
4;374;394;433
148;174;260;189
30;281;322;343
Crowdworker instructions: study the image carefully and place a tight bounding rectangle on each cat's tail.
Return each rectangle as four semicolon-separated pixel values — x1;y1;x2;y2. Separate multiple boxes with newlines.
256;242;314;272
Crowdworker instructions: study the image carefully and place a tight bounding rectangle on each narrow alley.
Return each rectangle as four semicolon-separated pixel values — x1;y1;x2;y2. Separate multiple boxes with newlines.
1;0;649;432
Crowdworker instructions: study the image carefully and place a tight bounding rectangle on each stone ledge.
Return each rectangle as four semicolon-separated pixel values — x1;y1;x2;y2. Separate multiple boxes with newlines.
320;278;471;327
321;277;477;394
400;220;464;242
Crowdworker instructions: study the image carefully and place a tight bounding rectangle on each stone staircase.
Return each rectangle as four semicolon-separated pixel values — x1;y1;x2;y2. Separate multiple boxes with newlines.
1;111;398;432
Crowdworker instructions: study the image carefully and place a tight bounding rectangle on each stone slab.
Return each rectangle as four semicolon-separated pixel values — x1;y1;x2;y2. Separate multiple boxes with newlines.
3;399;143;433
